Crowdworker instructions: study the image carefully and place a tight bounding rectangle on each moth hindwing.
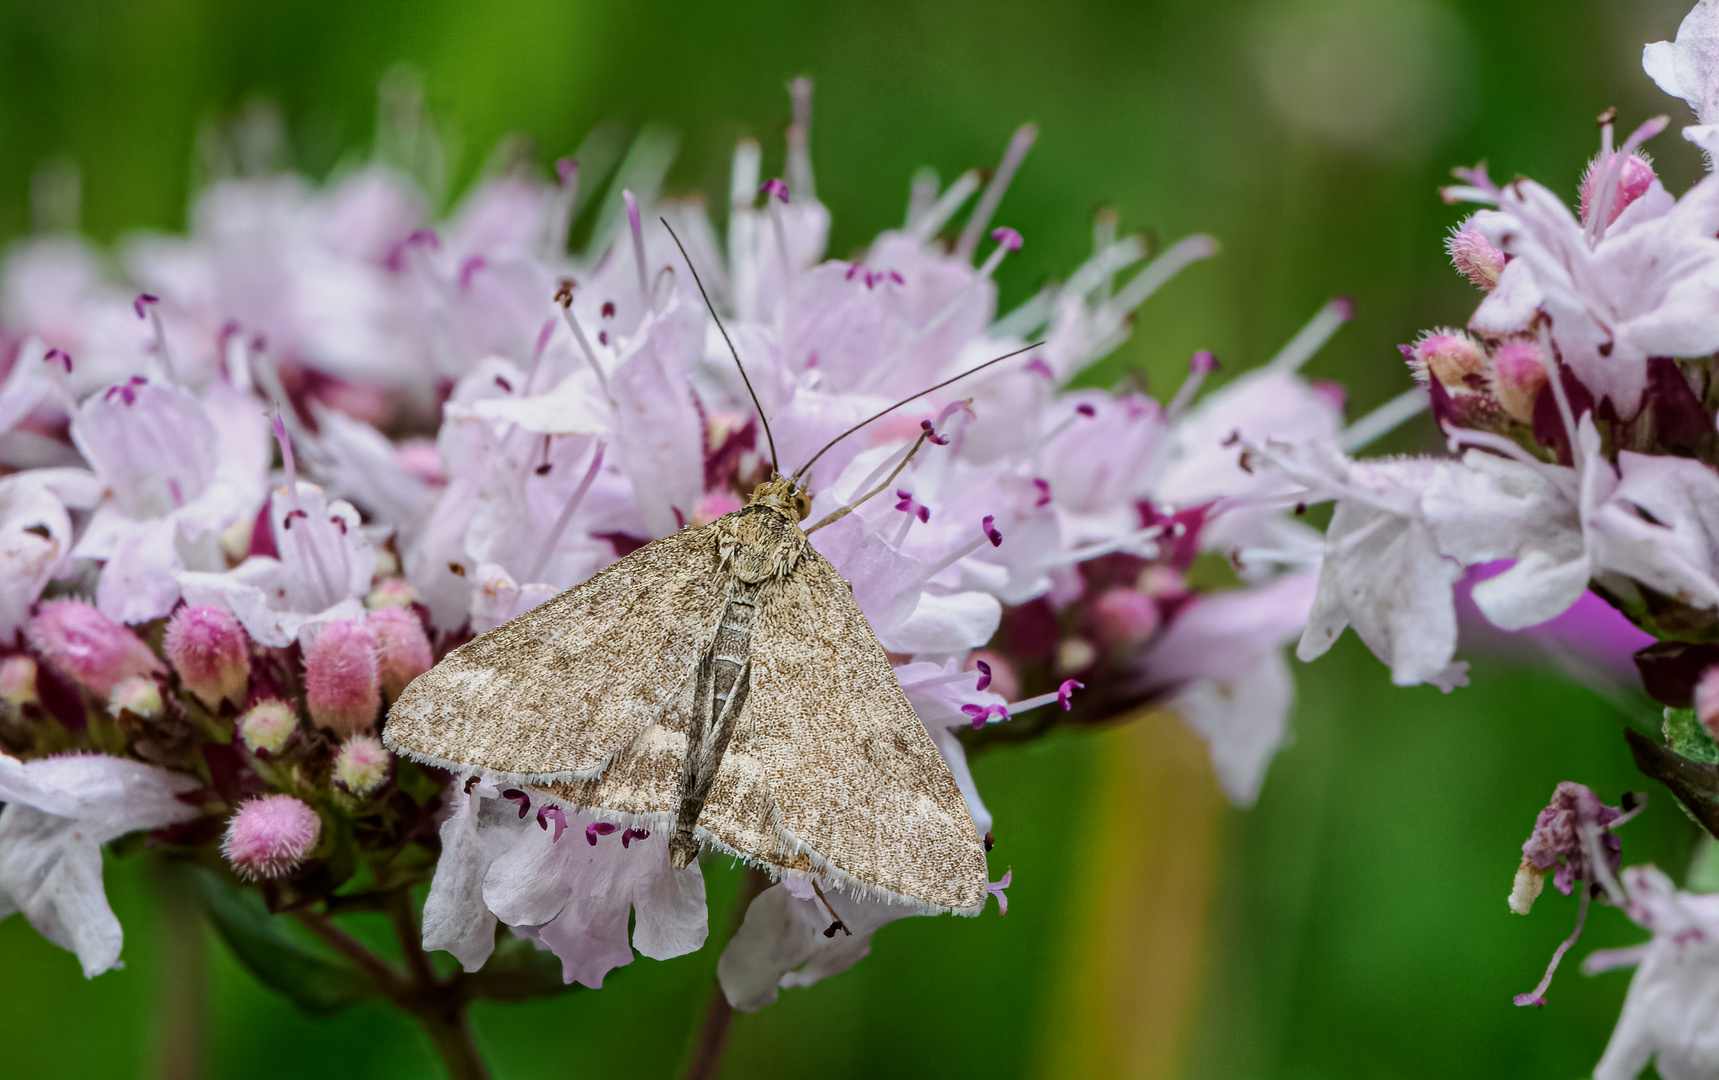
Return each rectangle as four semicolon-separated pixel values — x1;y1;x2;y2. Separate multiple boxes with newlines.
385;479;989;913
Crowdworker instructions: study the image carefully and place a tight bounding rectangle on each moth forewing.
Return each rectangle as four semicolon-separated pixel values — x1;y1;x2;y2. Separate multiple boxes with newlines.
386;481;990;916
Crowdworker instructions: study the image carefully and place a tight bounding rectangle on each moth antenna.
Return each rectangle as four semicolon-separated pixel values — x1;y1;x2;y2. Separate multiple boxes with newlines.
804;426;930;536
660;217;781;475
789;341;1042;485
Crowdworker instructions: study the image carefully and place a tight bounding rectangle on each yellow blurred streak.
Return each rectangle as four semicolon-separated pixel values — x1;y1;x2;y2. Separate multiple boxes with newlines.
1031;709;1224;1080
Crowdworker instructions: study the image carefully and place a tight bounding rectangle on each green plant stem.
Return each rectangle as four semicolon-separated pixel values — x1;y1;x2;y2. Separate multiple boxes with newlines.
684;866;771;1080
294;893;490;1080
155;862;209;1080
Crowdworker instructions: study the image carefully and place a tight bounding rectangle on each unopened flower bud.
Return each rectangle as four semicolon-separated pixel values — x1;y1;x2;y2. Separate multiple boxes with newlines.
163;605;250;709
107;675;163;719
239;699;298;754
1580;152;1657;229
1055;637;1097;675
1491;341;1549;425
1697;665;1719;740
1508;861;1545;915
303;620;380;736
223;794;321;880
333;735;392;796
1091;589;1162;648
1445;222;1506;290
0;656;38;706
1137;565;1186;598
367;608;433;703
1409;331;1486;389
364;578;418;610
26;599;165;696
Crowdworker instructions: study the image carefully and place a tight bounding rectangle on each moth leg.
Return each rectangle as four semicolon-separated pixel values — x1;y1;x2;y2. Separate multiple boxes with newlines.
812;880;853;937
804;429;929;535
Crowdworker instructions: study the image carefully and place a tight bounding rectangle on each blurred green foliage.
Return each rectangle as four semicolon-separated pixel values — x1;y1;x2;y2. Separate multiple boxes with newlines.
0;0;1705;1076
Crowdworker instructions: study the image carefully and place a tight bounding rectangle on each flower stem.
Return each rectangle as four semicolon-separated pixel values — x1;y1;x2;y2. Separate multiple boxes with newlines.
295;891;491;1080
684;866;771;1080
154;861;209;1080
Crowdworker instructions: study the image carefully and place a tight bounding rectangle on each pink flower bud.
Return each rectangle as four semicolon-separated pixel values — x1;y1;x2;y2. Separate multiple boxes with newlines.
1445;222;1506;290
222;794;321;880
1491;341;1549;425
1698;666;1719;740
333;735;392;796
364;578;418;610
163;605;250;709
367;608;433;703
26;599;165;697
107;675;163;719
1580;152;1657;229
303;620;380;736
1409;331;1486;389
1137;565;1186;598
1091;589;1162;648
239;699;298;754
0;656;38;706
1056;637;1097;675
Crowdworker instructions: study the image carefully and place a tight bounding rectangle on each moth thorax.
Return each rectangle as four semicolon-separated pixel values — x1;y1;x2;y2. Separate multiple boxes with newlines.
747;476;811;521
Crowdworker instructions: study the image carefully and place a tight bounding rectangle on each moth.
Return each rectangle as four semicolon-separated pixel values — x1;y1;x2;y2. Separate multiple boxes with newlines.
384;224;1036;916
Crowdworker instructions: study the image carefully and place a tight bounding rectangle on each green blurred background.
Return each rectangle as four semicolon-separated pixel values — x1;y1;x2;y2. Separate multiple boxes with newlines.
0;0;1704;1076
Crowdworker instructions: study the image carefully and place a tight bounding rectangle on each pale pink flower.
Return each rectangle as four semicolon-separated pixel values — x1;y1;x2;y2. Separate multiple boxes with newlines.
0;751;199;976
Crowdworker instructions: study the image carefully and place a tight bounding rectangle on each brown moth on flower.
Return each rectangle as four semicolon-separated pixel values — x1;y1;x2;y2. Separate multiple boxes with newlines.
384;223;1035;916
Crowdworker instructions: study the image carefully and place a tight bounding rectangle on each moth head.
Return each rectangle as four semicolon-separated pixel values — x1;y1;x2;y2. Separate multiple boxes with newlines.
749;476;811;521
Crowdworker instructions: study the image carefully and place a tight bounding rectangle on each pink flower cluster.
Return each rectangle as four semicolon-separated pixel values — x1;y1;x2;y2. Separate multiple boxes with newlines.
0;77;1370;1007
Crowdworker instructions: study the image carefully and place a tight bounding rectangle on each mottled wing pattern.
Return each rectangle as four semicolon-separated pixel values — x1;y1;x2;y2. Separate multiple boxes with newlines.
700;548;989;912
385;524;726;782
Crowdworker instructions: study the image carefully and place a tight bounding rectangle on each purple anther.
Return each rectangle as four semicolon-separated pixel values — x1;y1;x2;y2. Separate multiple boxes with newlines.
43;348;71;373
1076;403;1096;417
622;827;650;848
1190;350;1218;374
501;789;531;819
168;478;184;508
537;805;569;842
534;317;556;360
845;262;863;281
459;255;487;290
330;516;347;534
408;228;439;250
1032;478;1051;508
1056;679;1084;711
888;271;904;285
280;509;307;530
987;869;1012;915
760;178;790;203
982;515;1003;547
894;490;930;523
601;301;616;319
556;157;579;187
1332;296;1355;321
920;419;949;446
585;821;618;846
1513;993;1547;1008
962;702;1010;730
494;375;513;393
990;226;1023;253
133;293;159;319
1026;357;1053;379
974;660;992;692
